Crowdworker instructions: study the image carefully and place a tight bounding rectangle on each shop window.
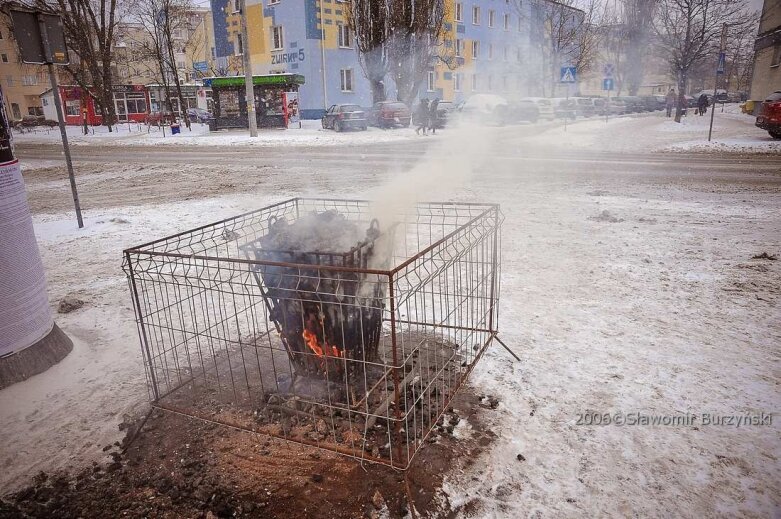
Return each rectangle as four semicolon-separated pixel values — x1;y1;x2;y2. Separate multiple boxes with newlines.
220;90;240;117
65;99;81;116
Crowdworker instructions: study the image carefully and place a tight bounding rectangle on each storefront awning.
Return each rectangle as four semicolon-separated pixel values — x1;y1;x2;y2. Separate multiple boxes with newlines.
204;74;306;88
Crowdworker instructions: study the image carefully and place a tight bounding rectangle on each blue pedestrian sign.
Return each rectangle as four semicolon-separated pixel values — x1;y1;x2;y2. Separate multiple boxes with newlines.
716;52;726;75
560;66;577;83
193;61;209;72
602;78;614;91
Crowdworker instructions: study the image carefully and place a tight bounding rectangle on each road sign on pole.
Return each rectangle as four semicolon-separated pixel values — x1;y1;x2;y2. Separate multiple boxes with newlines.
602;78;614;91
10;9;83;229
560;66;577;84
716;52;726;75
603;64;615;78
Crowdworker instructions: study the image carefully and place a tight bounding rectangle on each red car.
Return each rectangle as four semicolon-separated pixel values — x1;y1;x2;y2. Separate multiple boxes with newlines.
369;101;411;128
755;91;781;139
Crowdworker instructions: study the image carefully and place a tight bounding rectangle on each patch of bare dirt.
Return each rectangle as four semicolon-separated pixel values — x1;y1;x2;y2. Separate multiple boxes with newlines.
0;388;497;518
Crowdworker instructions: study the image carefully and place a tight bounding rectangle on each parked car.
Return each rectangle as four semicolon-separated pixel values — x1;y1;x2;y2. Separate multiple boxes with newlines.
615;96;645;113
369;101;411;128
507;100;540;123
551;98;577;120
593;98;626;116
430;100;456;129
642;95;666;111
321;104;367;131
755;91;781;139
684;95;697;108
573;97;596;117
187;107;212;123
521;97;556;120
458;94;511;125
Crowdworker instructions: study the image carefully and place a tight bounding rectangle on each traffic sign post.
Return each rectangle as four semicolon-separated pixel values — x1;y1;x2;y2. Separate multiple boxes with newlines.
708;24;728;142
10;9;83;228
602;64;614;124
560;66;577;132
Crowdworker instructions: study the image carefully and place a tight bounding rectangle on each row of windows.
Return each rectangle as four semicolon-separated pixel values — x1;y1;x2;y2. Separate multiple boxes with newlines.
456;40;524;62
455;3;523;32
234;25;352;56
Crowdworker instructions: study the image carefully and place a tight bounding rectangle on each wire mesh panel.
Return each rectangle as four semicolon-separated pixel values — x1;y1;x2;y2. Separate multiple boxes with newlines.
123;198;503;470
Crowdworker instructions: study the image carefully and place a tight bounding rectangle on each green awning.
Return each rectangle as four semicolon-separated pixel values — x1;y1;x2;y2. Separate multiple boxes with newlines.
205;74;305;88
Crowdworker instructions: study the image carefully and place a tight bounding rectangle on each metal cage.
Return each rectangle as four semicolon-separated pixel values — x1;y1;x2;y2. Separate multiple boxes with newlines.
123;198;503;470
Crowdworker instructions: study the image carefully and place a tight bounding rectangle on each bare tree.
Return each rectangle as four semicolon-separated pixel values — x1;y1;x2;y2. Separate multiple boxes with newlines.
654;0;749;122
622;0;657;95
387;0;453;105
347;0;390;104
36;0;122;130
129;0;197;128
515;0;603;97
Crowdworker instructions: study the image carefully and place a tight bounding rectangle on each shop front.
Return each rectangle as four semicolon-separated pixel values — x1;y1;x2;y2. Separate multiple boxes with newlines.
41;84;149;125
146;84;211;116
204;74;304;131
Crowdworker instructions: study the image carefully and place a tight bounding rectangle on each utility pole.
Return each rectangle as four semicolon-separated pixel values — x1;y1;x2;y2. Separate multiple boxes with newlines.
708;23;728;142
240;0;257;137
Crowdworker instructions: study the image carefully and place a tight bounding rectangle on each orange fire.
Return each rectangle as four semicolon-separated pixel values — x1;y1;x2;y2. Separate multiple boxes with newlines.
302;329;343;359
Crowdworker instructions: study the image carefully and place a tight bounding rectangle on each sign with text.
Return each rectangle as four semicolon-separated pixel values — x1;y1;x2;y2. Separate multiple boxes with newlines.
283;91;300;127
716;52;726;75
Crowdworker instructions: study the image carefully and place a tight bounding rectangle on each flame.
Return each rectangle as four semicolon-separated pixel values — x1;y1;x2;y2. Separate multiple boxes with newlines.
302;329;343;359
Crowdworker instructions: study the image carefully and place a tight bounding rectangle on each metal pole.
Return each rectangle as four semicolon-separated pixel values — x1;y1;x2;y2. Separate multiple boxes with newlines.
240;0;257;137
38;14;83;228
319;0;328;109
708;24;728;142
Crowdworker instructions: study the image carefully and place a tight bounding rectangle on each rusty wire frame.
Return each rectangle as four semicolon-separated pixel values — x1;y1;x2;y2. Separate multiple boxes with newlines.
123;198;504;470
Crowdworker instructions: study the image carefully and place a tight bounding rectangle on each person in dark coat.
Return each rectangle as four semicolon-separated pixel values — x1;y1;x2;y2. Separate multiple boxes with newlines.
665;88;676;117
697;93;709;116
428;98;440;134
415;98;429;135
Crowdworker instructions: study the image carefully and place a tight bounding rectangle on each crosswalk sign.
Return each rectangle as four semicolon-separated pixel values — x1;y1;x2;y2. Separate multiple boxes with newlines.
560;66;577;83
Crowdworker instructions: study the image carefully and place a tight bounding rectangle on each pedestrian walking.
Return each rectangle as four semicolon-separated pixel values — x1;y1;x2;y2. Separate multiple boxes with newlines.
697;93;709;116
665;88;676;118
415;98;429;135
428;98;440;134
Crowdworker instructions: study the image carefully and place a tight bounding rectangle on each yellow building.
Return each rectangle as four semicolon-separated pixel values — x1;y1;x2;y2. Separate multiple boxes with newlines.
750;0;781;101
0;15;52;120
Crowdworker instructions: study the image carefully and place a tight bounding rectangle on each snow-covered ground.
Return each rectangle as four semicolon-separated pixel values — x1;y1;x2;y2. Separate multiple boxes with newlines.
519;104;780;154
2;117;780;517
11;119;421;147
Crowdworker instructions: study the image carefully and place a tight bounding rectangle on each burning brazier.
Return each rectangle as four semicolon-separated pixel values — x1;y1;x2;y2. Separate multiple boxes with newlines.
241;210;385;386
123;198;503;469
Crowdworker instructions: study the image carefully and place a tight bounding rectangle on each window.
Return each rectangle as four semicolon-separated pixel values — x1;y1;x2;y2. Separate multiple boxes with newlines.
519;16;523;32
455;39;463;57
472;40;479;59
22;75;38;86
42;97;49;106
427;71;435;92
503;75;509;91
1;54;7;63
504;13;510;30
232;0;240;13
488;43;493;60
11;103;21;119
503;45;508;61
487;75;493;91
338;25;352;48
269;0;280;4
0;30;3;39
5;75;14;87
772;44;781;67
454;73;462;92
272;26;284;50
471;74;477;92
340;68;353;91
64;99;80;117
235;33;243;55
517;46;522;62
488;10;495;27
455;3;463;22
472;6;480;25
